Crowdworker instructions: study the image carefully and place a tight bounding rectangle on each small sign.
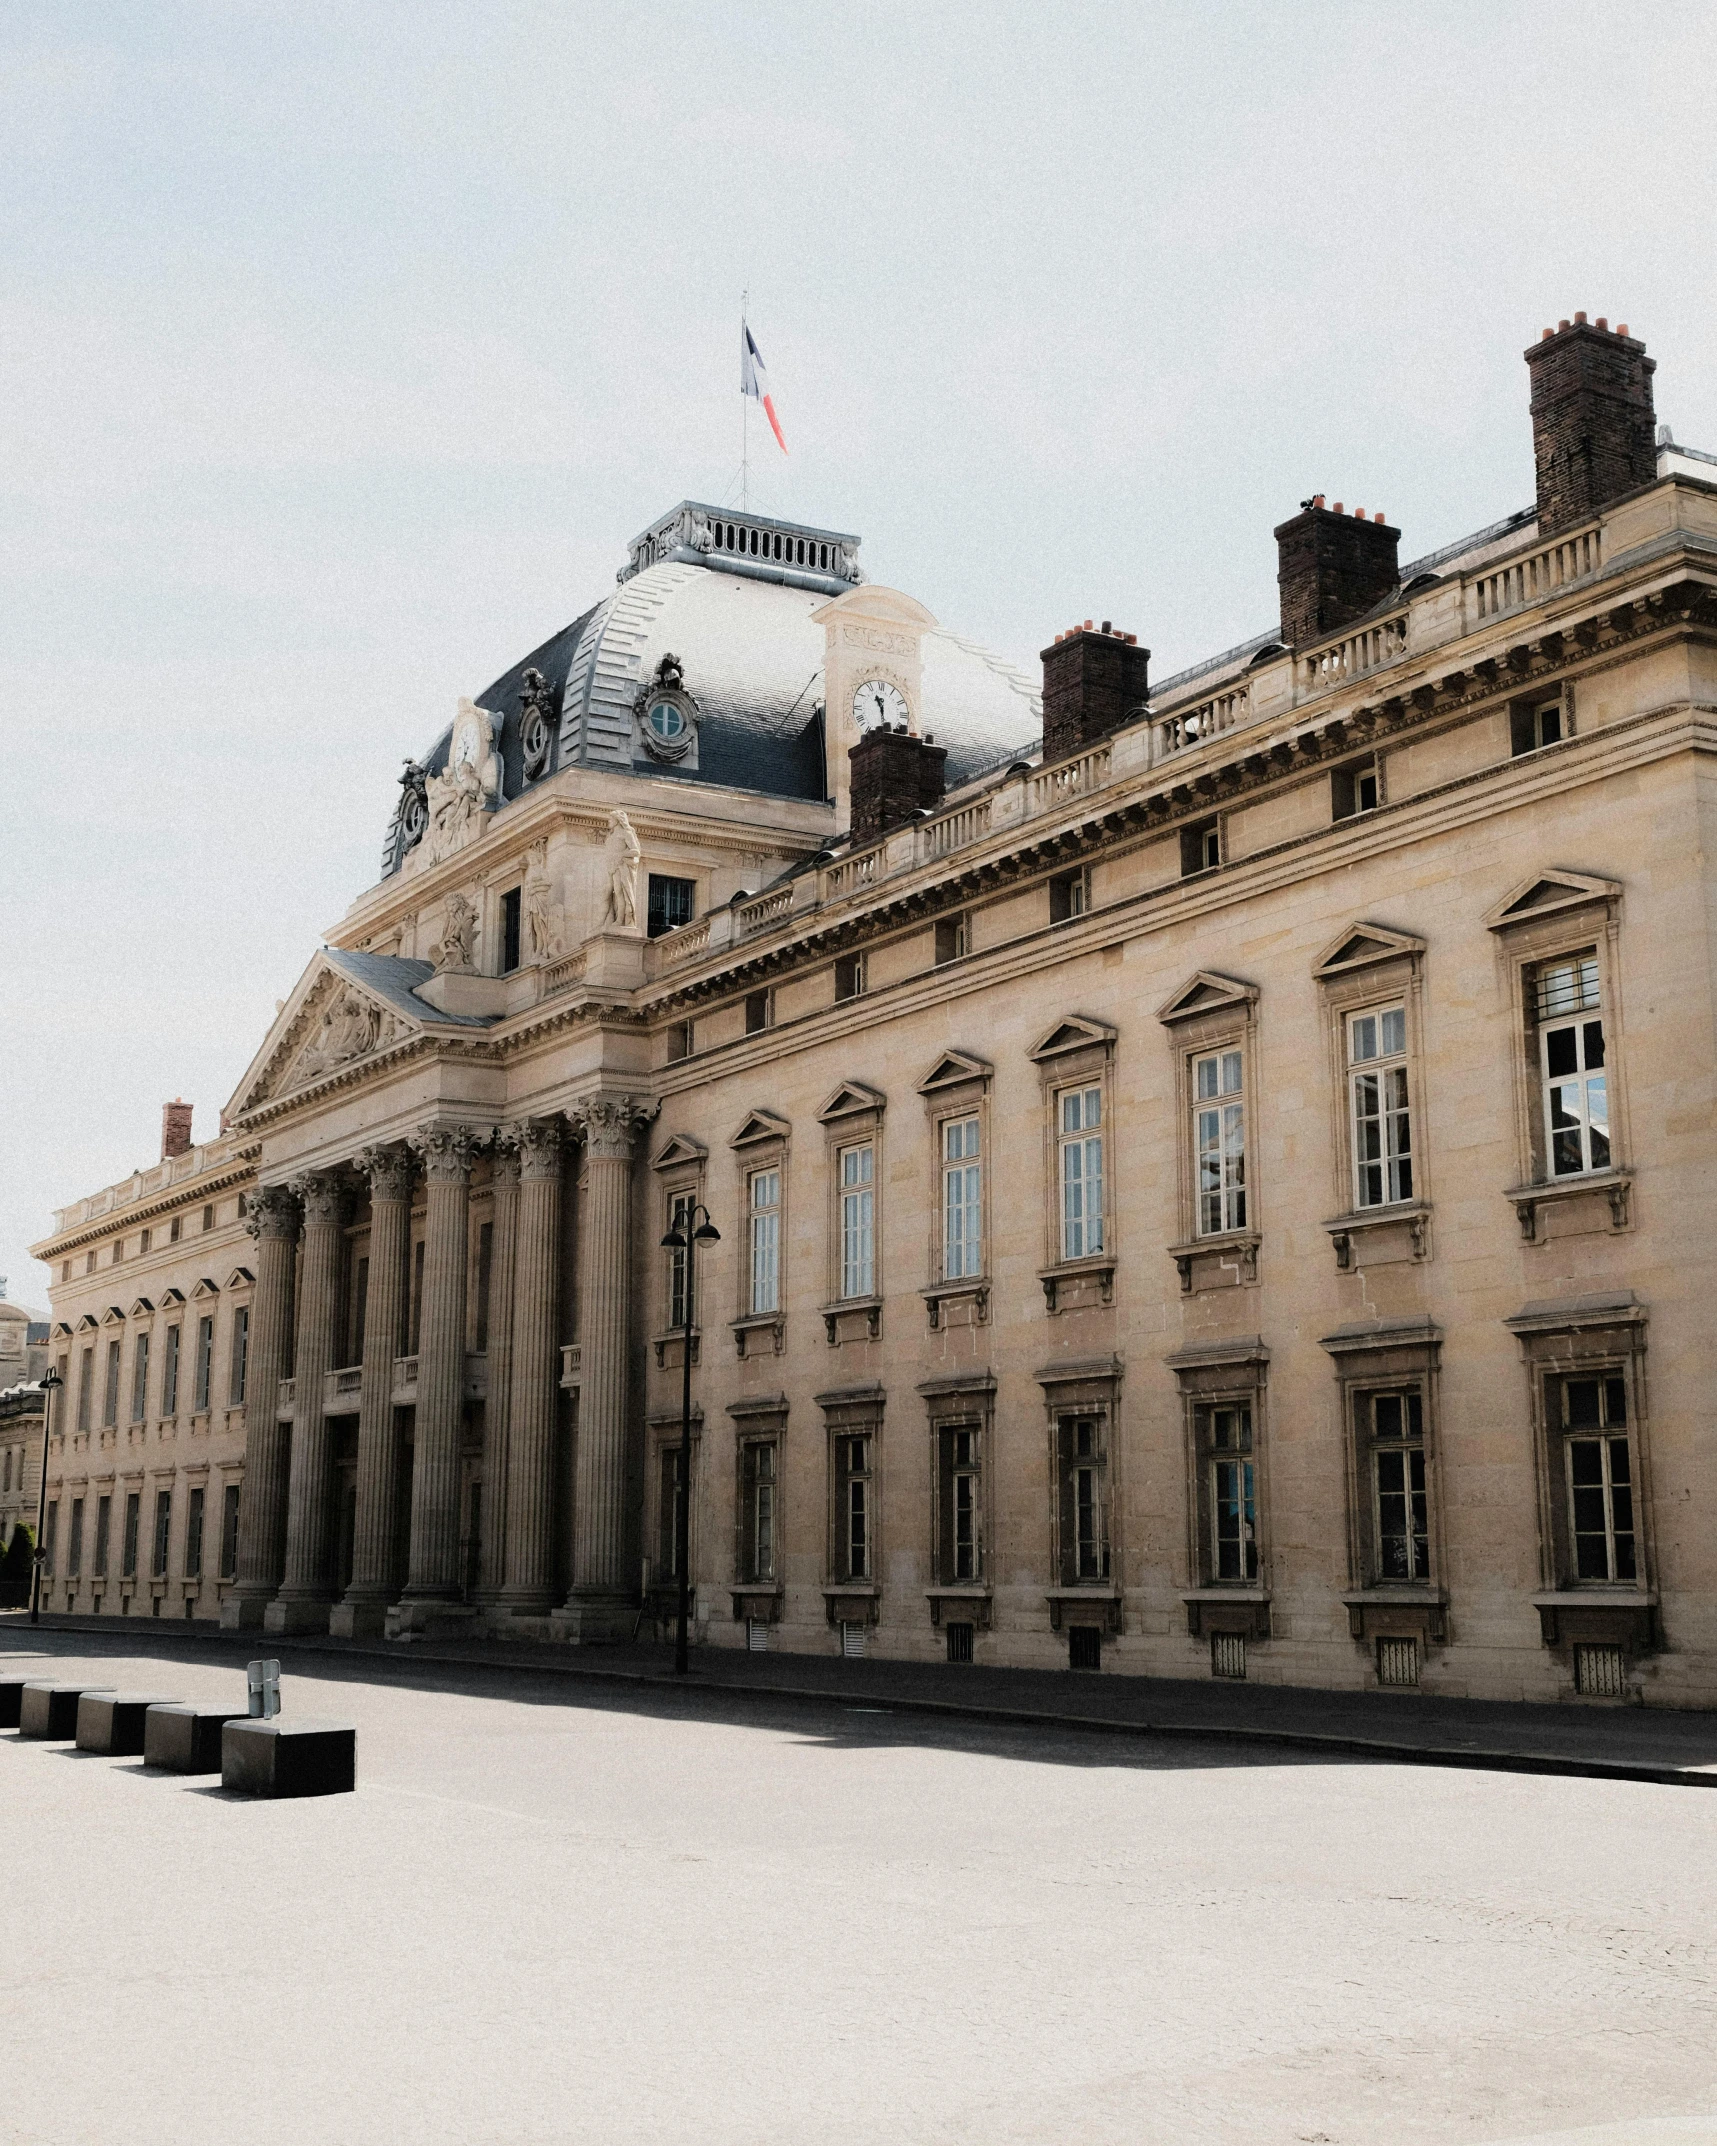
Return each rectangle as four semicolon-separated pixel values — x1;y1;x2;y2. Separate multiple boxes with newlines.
246;1659;281;1719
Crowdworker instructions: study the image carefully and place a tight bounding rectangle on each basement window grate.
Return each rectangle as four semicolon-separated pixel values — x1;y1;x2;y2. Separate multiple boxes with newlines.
746;1619;769;1653
840;1622;867;1659
1211;1632;1247;1680
1377;1636;1420;1688
1574;1642;1626;1698
946;1621;974;1665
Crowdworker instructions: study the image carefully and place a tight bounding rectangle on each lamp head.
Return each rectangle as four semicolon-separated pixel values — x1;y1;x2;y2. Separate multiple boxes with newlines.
693;1221;721;1244
660;1229;687;1250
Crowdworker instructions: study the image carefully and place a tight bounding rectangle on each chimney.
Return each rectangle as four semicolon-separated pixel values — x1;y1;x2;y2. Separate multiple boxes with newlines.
1273;499;1401;648
161;1099;194;1160
1525;316;1657;536
849;725;947;846
1038;625;1150;765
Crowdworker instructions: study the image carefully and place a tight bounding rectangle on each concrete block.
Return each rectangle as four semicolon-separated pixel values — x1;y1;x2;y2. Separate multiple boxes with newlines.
19;1682;117;1739
0;1674;35;1729
143;1702;250;1774
221;1717;356;1798
75;1691;183;1756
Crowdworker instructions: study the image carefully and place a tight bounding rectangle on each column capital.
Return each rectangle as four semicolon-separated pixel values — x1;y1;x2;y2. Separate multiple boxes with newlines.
489;1125;523;1189
353;1143;415;1205
245;1183;302;1243
513;1117;565;1180
573;1095;657;1162
289;1168;352;1230
410;1122;481;1183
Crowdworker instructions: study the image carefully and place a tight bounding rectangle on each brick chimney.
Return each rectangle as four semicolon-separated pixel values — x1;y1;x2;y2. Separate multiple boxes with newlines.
849;725;947;845
1525;314;1657;536
1273;499;1401;648
1039;622;1150;765
161;1098;194;1160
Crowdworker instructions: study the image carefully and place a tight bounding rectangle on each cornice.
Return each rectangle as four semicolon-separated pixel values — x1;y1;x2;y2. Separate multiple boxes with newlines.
33;1148;261;1260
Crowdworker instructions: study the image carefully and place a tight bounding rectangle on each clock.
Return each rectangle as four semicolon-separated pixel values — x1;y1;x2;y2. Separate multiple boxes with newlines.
852;678;909;733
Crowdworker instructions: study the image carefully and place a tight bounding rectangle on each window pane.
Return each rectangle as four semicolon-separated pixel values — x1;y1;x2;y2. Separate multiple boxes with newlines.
1350;1015;1378;1063
1381;1007;1406;1055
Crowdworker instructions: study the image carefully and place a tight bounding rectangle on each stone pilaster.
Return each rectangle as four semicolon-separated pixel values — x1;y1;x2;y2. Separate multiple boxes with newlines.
264;1169;350;1633
330;1144;413;1638
497;1118;563;1620
476;1128;521;1608
390;1121;478;1633
220;1183;301;1630
555;1095;655;1641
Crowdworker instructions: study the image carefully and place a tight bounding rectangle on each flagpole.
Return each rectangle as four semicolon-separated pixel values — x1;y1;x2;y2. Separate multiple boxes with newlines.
740;289;750;511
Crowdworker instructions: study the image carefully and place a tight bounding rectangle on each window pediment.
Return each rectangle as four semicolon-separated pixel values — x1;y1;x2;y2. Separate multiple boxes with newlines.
75;1314;99;1332
101;1304;126;1326
817;1080;887;1124
1485;869;1620;934
50;1321;73;1340
127;1298;154;1319
1028;1015;1117;1063
224;1267;255;1291
190;1277;220;1301
651;1132;708;1173
916;1049;992;1096
157;1287;186;1308
1314;923;1426;978
1156;971;1258;1026
728;1111;791;1151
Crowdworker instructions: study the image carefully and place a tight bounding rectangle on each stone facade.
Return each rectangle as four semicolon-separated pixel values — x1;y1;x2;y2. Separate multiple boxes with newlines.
27;324;1717;1709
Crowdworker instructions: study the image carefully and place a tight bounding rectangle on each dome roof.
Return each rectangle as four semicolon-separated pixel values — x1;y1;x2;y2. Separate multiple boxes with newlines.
381;503;1041;877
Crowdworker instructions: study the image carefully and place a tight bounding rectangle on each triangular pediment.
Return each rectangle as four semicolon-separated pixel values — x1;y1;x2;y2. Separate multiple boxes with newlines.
191;1277;220;1301
75;1314;98;1332
127;1297;154;1319
1485;869;1621;932
729;1110;792;1151
916;1050;992;1096
1156;971;1258;1025
817;1079;887;1124
50;1322;73;1340
228;949;439;1120
1314;923;1426;978
1029;1015;1118;1064
224;1267;254;1291
651;1133;708;1173
158;1287;186;1309
100;1304;125;1326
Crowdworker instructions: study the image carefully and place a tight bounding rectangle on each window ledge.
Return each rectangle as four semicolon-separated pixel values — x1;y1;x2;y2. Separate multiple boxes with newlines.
1532;1588;1658;1651
650;1328;701;1369
1038;1256;1116;1312
1505;1169;1632;1242
921;1280;990;1330
1322;1202;1429;1268
1182;1586;1271;1640
821;1583;880;1628
1044;1586;1121;1633
730;1583;782;1624
1167;1233;1259;1291
821;1297;882;1344
1531;1588;1656;1609
1341;1585;1447;1606
1342;1585;1447;1642
925;1585;991;1629
729;1313;784;1360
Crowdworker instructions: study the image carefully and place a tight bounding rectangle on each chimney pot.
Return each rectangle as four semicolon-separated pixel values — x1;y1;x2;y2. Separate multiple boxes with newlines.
1332;502;1344;515
1101;620;1112;634
1542;328;1553;340
1558;318;1570;331
1082;619;1093;631
1574;310;1588;325
1596;316;1608;330
1617;323;1629;337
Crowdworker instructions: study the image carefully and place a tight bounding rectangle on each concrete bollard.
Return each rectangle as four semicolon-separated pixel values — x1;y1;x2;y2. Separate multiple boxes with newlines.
221;1717;356;1798
144;1702;251;1774
1;1674;37;1729
75;1692;184;1756
19;1682;117;1740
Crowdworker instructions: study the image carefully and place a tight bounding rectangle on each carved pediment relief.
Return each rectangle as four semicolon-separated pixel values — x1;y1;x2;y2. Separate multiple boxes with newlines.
730;1109;792;1150
1313;924;1426;978
1156;971;1258;1025
1485;869;1621;933
232;954;422;1117
817;1080;887;1124
1028;1015;1118;1063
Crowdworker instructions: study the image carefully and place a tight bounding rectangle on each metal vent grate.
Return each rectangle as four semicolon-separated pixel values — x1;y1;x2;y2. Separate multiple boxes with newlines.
1377;1636;1420;1688
746;1619;769;1653
1575;1642;1626;1698
840;1622;867;1659
1211;1632;1247;1680
1068;1625;1102;1672
946;1621;974;1665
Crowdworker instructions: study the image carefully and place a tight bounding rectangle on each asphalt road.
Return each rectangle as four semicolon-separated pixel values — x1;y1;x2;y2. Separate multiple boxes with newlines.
4;1631;1715;2146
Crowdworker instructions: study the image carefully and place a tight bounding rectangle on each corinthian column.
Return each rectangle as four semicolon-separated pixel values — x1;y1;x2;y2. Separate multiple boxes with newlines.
265;1168;350;1633
477;1127;521;1608
556;1095;655;1641
221;1183;301;1630
331;1144;414;1638
498;1118;562;1619
393;1121;477;1627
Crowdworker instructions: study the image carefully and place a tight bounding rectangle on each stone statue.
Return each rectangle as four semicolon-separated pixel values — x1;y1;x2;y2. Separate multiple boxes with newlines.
523;838;564;961
288;988;393;1091
603;809;641;930
437;891;478;973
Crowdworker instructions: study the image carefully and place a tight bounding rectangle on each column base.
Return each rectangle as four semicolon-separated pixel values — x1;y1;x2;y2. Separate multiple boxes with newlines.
328;1595;391;1639
262;1591;337;1636
549;1591;638;1645
219;1588;276;1632
385;1598;479;1641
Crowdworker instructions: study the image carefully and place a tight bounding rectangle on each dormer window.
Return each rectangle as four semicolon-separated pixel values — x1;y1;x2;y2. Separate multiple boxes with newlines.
647;701;687;746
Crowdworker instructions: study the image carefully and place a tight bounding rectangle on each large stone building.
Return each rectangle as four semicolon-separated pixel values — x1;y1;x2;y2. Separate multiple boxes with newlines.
29;315;1717;1706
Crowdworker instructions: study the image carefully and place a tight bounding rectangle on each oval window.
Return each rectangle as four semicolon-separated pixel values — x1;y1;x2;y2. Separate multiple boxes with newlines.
648;701;686;741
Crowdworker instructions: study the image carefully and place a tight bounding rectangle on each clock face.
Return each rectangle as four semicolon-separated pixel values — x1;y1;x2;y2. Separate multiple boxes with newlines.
453;718;482;769
853;678;909;733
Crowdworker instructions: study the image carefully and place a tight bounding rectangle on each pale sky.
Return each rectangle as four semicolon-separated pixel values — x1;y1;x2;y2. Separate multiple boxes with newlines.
3;1;1713;1307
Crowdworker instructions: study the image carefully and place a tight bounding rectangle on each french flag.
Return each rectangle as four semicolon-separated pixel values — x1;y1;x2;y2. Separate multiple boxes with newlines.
741;324;788;454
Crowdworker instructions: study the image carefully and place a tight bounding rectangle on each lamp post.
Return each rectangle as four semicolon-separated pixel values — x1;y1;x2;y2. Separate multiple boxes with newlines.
30;1369;62;1626
660;1201;720;1675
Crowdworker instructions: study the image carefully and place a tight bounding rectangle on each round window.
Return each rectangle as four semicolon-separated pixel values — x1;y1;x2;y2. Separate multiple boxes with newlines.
647;700;686;742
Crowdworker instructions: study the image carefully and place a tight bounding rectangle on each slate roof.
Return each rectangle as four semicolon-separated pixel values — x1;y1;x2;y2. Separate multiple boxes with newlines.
324;947;497;1030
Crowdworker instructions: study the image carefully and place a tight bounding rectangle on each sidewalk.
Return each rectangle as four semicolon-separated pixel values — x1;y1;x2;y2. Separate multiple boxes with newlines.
8;1609;1717;1787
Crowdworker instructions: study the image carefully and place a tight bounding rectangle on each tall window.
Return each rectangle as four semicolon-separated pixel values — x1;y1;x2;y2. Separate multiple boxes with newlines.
1202;1403;1257;1582
131;1331;150;1422
646;874;696;938
1056;1415;1107;1583
229;1306;250;1406
221;1483;241;1578
657;1444;686;1578
500;885;522;974
184;1486;204;1578
748;1170;780;1316
739;1439;777;1583
1058;1087;1104;1259
76;1347;93;1432
1193;1050;1246;1235
936;1424;981;1583
103;1338;121;1427
194;1315;214;1412
1560;1373;1635;1582
162;1325;181;1416
941;1117;982;1280
1536;955;1609;1177
839;1146;874;1299
1349;1006;1413;1207
833;1434;873;1581
666;1192;693;1330
152;1489;172;1577
122;1493;140;1577
1369;1390;1428;1580
95;1495;111;1576
68;1498;84;1578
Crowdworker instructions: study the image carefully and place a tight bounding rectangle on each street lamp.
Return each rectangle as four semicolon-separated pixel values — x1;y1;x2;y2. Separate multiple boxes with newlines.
30;1369;62;1627
660;1202;720;1676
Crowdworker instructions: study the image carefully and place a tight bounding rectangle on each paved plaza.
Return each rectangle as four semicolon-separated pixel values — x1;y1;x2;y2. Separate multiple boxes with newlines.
4;1630;1717;2146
